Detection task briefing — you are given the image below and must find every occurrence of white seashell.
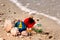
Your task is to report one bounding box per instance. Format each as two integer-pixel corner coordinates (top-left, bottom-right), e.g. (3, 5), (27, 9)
(11, 27), (19, 36)
(7, 33), (10, 36)
(0, 38), (4, 40)
(4, 19), (13, 32)
(21, 31), (27, 36)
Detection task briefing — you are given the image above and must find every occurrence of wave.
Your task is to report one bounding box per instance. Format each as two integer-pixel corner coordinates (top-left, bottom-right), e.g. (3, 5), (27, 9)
(10, 0), (60, 24)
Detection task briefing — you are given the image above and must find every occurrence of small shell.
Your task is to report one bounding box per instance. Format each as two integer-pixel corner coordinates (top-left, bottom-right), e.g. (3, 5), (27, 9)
(4, 19), (13, 32)
(21, 31), (27, 36)
(0, 38), (4, 40)
(7, 33), (10, 36)
(11, 27), (19, 36)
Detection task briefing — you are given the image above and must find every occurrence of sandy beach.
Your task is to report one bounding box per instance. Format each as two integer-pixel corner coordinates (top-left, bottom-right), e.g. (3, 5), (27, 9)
(0, 0), (60, 40)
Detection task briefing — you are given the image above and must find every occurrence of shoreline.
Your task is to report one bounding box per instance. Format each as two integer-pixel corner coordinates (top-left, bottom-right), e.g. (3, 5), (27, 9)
(10, 0), (60, 24)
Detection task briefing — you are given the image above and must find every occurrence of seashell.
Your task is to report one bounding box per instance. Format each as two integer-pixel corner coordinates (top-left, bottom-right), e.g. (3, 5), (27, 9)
(21, 31), (27, 36)
(7, 33), (10, 36)
(11, 27), (19, 36)
(4, 19), (13, 32)
(0, 37), (5, 40)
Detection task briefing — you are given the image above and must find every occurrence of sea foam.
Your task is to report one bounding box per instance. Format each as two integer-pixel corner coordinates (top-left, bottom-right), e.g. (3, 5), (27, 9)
(10, 0), (60, 24)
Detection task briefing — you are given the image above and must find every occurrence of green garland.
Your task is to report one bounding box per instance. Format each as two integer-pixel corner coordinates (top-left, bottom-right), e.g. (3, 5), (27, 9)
(32, 28), (42, 33)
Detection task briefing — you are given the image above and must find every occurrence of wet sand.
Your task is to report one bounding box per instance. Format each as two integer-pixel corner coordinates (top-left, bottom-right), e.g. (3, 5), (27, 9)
(0, 0), (60, 40)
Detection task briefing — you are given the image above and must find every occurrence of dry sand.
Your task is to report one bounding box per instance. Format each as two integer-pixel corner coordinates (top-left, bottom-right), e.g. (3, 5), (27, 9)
(0, 0), (60, 40)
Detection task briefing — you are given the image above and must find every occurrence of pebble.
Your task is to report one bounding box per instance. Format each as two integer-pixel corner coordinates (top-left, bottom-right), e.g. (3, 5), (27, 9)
(0, 13), (4, 15)
(1, 4), (5, 6)
(19, 35), (24, 38)
(37, 19), (39, 21)
(9, 10), (11, 12)
(49, 36), (53, 39)
(7, 33), (10, 36)
(44, 32), (49, 35)
(14, 12), (16, 14)
(42, 31), (50, 35)
(21, 31), (28, 36)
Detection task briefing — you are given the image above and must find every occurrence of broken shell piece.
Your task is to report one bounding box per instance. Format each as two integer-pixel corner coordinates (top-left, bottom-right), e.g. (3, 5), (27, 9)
(11, 27), (19, 36)
(4, 19), (13, 32)
(21, 31), (28, 36)
(19, 35), (24, 38)
(0, 38), (5, 40)
(7, 33), (10, 36)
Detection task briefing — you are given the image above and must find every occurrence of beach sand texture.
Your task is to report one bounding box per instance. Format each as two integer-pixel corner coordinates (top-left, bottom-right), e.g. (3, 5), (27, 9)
(0, 0), (60, 40)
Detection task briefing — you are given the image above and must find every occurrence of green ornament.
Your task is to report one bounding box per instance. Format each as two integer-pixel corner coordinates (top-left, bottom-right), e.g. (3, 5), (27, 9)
(32, 28), (42, 33)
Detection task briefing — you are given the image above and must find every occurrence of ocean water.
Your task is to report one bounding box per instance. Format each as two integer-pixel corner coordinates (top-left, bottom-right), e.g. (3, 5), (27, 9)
(17, 0), (60, 18)
(10, 0), (60, 24)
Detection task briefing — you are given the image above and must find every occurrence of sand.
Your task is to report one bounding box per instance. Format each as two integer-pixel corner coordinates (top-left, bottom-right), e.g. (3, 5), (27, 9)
(0, 0), (60, 40)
